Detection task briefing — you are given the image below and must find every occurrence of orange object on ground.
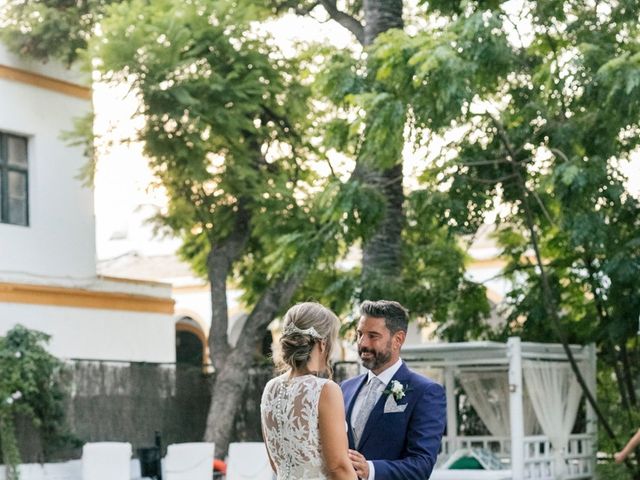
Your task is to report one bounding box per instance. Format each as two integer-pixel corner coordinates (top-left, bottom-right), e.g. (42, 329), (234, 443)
(213, 458), (227, 473)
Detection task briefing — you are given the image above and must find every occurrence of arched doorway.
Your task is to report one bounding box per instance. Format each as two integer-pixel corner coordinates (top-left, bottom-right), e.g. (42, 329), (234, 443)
(175, 316), (207, 367)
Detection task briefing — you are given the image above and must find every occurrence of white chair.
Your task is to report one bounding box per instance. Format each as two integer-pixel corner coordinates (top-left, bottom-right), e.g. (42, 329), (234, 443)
(164, 442), (215, 480)
(226, 442), (272, 480)
(82, 442), (132, 480)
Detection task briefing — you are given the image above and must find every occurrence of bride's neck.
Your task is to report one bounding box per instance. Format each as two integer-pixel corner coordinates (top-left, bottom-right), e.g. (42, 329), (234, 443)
(291, 343), (324, 377)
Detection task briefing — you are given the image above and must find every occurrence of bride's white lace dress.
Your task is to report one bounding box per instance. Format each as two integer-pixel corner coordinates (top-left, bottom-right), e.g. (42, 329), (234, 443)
(261, 373), (329, 479)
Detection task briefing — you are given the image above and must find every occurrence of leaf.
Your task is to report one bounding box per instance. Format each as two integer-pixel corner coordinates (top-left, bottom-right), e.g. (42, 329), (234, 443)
(560, 164), (580, 186)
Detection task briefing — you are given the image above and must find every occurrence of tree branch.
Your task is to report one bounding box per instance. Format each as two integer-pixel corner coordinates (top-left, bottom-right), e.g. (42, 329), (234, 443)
(293, 1), (320, 16)
(318, 0), (365, 45)
(486, 111), (623, 450)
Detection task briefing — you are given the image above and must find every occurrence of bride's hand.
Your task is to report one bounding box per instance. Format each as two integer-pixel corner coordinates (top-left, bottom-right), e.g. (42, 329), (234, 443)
(348, 449), (369, 479)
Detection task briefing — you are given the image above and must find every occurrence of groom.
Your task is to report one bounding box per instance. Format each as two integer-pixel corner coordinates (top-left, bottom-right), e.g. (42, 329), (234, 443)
(341, 300), (446, 480)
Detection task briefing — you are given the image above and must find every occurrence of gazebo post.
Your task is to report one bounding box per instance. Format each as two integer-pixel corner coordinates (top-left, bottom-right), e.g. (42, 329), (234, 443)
(508, 337), (525, 480)
(586, 343), (597, 477)
(444, 366), (457, 456)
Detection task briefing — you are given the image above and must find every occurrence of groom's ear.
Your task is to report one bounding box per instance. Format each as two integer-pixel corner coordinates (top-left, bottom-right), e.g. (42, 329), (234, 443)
(393, 330), (406, 350)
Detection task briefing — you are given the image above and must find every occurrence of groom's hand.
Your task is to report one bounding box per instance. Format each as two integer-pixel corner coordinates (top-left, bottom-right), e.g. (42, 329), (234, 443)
(348, 449), (369, 479)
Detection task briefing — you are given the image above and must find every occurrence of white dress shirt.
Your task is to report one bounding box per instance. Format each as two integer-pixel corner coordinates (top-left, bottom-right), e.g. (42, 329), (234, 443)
(350, 358), (403, 480)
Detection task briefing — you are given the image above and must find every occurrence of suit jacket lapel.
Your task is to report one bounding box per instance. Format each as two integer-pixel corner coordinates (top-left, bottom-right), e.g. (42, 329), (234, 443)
(357, 362), (411, 450)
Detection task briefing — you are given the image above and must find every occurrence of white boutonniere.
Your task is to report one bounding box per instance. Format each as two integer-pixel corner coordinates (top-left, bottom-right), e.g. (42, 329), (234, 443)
(384, 380), (410, 401)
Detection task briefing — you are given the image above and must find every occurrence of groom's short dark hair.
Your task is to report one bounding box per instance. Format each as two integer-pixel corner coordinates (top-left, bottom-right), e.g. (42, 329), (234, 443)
(360, 300), (409, 334)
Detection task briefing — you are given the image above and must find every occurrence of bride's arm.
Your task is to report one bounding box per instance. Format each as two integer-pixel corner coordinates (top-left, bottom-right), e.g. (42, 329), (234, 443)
(319, 381), (358, 480)
(261, 426), (278, 474)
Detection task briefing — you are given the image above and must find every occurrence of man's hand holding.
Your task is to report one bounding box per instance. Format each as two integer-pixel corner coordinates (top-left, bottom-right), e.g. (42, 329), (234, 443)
(348, 449), (369, 479)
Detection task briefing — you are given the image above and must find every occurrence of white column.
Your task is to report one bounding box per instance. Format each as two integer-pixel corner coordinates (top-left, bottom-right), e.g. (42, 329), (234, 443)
(508, 337), (525, 480)
(585, 343), (597, 477)
(444, 366), (458, 456)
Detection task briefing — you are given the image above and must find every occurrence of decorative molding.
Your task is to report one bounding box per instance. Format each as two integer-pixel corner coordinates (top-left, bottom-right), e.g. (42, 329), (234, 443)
(0, 64), (91, 100)
(172, 284), (210, 294)
(0, 282), (174, 314)
(98, 274), (170, 288)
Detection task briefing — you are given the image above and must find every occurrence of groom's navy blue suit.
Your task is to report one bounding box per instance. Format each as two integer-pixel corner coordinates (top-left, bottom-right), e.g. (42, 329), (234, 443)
(341, 362), (446, 480)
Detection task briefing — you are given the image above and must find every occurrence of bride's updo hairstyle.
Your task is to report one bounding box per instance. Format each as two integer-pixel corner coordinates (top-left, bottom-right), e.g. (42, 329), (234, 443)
(278, 302), (340, 377)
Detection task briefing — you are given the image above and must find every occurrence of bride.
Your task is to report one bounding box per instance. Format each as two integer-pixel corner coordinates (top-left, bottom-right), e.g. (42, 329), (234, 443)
(261, 302), (357, 480)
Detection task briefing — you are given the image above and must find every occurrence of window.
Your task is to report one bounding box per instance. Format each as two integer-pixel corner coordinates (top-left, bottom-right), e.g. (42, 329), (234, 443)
(0, 132), (29, 226)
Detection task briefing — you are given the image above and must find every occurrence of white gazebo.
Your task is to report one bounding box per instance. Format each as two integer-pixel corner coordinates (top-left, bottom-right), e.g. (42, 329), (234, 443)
(402, 337), (597, 480)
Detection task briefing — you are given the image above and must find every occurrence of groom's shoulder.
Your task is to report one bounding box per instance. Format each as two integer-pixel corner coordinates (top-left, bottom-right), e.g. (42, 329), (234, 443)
(340, 373), (365, 390)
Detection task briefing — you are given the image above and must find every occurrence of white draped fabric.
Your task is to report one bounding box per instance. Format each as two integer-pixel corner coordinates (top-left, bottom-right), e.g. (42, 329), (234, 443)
(523, 361), (584, 479)
(458, 371), (539, 436)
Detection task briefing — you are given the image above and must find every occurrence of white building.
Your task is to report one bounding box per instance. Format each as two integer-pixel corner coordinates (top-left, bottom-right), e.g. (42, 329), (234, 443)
(0, 43), (176, 363)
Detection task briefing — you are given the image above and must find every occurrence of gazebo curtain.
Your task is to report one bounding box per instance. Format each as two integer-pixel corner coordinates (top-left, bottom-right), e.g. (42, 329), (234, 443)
(523, 360), (584, 479)
(458, 371), (539, 436)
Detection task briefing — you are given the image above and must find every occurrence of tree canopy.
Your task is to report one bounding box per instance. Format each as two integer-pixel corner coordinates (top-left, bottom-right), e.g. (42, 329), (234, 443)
(2, 0), (639, 468)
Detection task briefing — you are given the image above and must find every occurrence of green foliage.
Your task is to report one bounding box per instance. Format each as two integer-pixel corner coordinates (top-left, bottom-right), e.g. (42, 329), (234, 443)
(596, 462), (633, 480)
(368, 0), (640, 456)
(0, 325), (71, 477)
(597, 363), (640, 456)
(0, 0), (116, 65)
(6, 0), (640, 457)
(362, 0), (640, 351)
(89, 0), (334, 300)
(399, 188), (491, 340)
(60, 112), (97, 187)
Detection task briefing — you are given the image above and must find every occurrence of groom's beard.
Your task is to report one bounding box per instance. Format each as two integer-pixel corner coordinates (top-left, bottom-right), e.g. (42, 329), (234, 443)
(358, 340), (392, 371)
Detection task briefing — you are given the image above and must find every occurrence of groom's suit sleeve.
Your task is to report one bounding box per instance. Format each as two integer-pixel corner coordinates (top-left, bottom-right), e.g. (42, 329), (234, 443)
(372, 379), (446, 480)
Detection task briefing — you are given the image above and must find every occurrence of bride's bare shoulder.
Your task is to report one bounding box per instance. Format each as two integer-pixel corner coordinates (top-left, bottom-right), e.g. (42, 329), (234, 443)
(319, 380), (345, 405)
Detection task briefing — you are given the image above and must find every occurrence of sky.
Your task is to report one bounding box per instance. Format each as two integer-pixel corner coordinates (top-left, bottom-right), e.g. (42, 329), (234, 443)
(93, 5), (640, 262)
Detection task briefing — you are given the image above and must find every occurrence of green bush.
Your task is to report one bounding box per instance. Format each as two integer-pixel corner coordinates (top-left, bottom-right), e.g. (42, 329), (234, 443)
(0, 325), (70, 480)
(596, 461), (633, 480)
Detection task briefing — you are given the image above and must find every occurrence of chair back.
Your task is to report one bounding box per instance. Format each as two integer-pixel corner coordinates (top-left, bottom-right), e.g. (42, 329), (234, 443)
(164, 442), (215, 480)
(82, 442), (132, 480)
(226, 442), (272, 480)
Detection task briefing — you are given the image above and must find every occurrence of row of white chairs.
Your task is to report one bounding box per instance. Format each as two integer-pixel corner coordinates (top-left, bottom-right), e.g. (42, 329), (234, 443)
(82, 441), (272, 480)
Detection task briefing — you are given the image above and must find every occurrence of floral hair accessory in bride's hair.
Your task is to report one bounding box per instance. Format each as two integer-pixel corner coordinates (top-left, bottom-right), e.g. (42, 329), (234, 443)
(283, 322), (324, 340)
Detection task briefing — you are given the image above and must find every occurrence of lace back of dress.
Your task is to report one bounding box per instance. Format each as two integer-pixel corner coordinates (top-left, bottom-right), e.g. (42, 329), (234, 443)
(261, 374), (329, 480)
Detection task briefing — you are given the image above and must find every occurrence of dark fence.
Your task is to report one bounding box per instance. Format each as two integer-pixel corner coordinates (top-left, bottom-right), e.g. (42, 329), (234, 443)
(14, 360), (275, 463)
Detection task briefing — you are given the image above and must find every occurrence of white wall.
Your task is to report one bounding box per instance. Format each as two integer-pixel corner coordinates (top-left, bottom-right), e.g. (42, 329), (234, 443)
(0, 302), (176, 363)
(0, 44), (96, 281)
(174, 288), (247, 338)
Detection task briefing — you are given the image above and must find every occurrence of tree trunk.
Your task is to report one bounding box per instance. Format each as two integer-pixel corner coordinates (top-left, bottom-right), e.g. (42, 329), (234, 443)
(361, 163), (404, 297)
(203, 272), (304, 456)
(207, 206), (250, 371)
(362, 0), (403, 46)
(316, 1), (406, 297)
(203, 344), (254, 453)
(360, 0), (405, 296)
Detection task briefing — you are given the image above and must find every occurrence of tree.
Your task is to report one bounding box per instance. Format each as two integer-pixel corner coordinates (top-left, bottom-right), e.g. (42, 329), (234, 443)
(91, 0), (356, 453)
(0, 0), (493, 455)
(3, 0), (323, 454)
(256, 1), (493, 332)
(259, 1), (407, 299)
(356, 0), (639, 472)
